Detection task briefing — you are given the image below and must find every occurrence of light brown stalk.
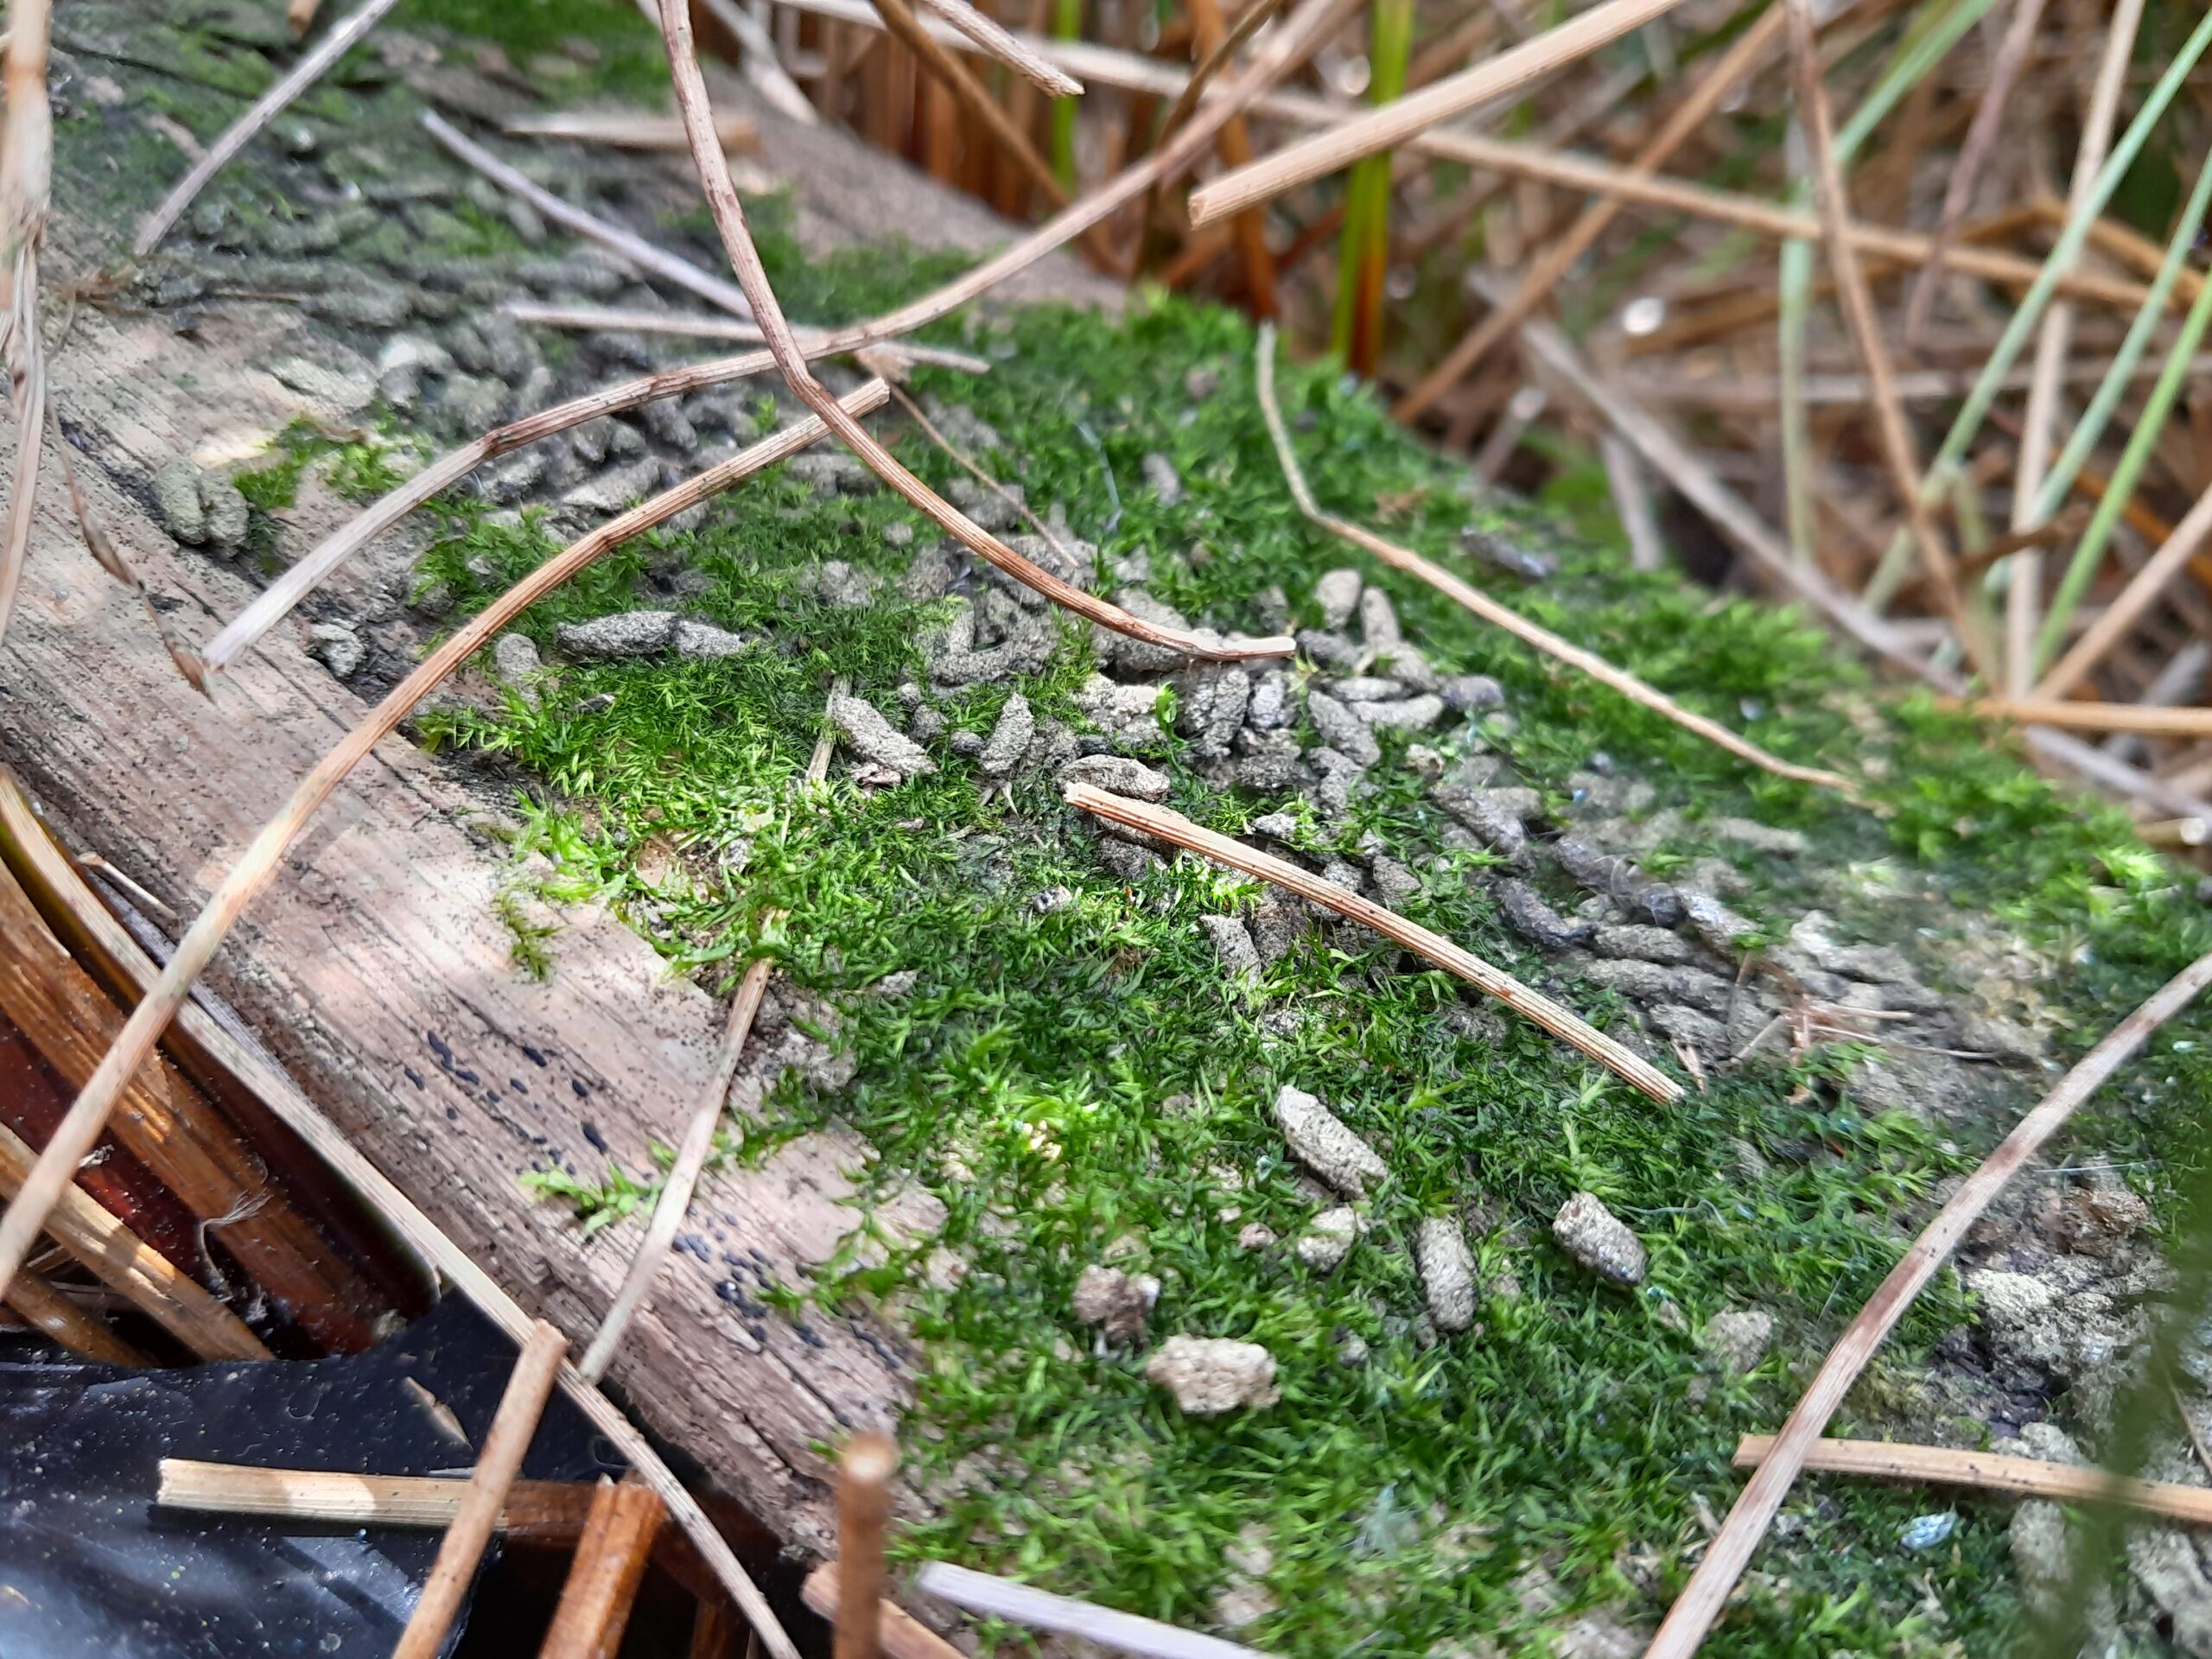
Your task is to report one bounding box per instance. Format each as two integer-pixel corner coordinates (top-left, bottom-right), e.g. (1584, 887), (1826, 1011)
(835, 1433), (899, 1659)
(1901, 0), (2048, 345)
(1785, 0), (1981, 677)
(199, 0), (1346, 675)
(0, 1117), (270, 1361)
(1256, 327), (1856, 794)
(42, 869), (791, 1659)
(1393, 2), (1788, 423)
(1187, 0), (1697, 226)
(134, 0), (401, 255)
(503, 110), (760, 153)
(1734, 1433), (2212, 1525)
(804, 1566), (965, 1659)
(8, 1266), (149, 1363)
(576, 954), (773, 1382)
(157, 1459), (607, 1542)
(1154, 0), (1294, 146)
(1185, 0), (1276, 315)
(1647, 947), (2212, 1659)
(917, 0), (1083, 94)
(393, 1320), (569, 1659)
(2039, 480), (2212, 700)
(888, 384), (1070, 550)
(0, 0), (53, 649)
(1065, 785), (1682, 1103)
(288, 0), (324, 37)
(655, 0), (1292, 667)
(2007, 0), (2146, 693)
(1959, 697), (2212, 738)
(422, 112), (757, 319)
(0, 386), (886, 1319)
(872, 0), (1068, 213)
(537, 1476), (665, 1659)
(695, 0), (823, 126)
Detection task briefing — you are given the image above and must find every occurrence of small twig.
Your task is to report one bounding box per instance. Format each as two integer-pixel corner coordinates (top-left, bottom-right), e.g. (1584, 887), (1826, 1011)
(807, 677), (849, 785)
(1900, 0), (2048, 346)
(577, 952), (774, 1382)
(656, 0), (1291, 666)
(1647, 949), (2212, 1659)
(1065, 785), (1682, 1103)
(916, 0), (1082, 95)
(423, 111), (756, 320)
(2177, 1386), (2212, 1486)
(914, 1562), (1279, 1659)
(889, 384), (1073, 555)
(393, 1320), (569, 1659)
(1599, 434), (1663, 573)
(537, 1475), (665, 1659)
(1735, 1432), (2212, 1525)
(836, 1433), (899, 1659)
(158, 1458), (608, 1539)
(6, 1265), (149, 1364)
(1393, 1), (1786, 423)
(1256, 327), (1856, 795)
(501, 301), (989, 374)
(504, 109), (760, 153)
(1154, 0), (1292, 146)
(1955, 698), (2212, 740)
(0, 386), (887, 1321)
(1190, 0), (1698, 226)
(134, 0), (401, 255)
(1785, 0), (1982, 677)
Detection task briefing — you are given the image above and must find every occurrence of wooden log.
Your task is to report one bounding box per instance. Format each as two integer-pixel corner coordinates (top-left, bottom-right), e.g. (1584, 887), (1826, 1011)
(0, 1116), (267, 1359)
(537, 1475), (667, 1659)
(0, 848), (381, 1348)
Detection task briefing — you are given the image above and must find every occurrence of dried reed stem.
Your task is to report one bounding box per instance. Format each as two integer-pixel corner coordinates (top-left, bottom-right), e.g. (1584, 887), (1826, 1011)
(503, 109), (760, 152)
(392, 1320), (569, 1659)
(1734, 1433), (2212, 1526)
(0, 0), (53, 649)
(1785, 0), (1980, 675)
(576, 954), (773, 1382)
(423, 111), (757, 319)
(1189, 0), (1698, 226)
(134, 0), (401, 255)
(1647, 948), (2212, 1659)
(1065, 785), (1682, 1103)
(1393, 3), (1786, 423)
(0, 387), (885, 1318)
(835, 1433), (899, 1659)
(1961, 698), (2212, 739)
(913, 1561), (1277, 1659)
(500, 302), (988, 374)
(2038, 481), (2212, 700)
(696, 0), (823, 125)
(655, 0), (1293, 665)
(2005, 0), (2145, 693)
(7, 1266), (149, 1364)
(1256, 327), (1855, 794)
(917, 0), (1082, 95)
(537, 1475), (664, 1659)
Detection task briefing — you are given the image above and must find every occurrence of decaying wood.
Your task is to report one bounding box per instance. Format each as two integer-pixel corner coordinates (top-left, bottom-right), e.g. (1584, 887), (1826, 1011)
(537, 1475), (667, 1659)
(1065, 785), (1683, 1103)
(657, 0), (1294, 667)
(836, 1432), (899, 1659)
(1647, 947), (2212, 1659)
(133, 0), (403, 255)
(0, 849), (381, 1349)
(1733, 1433), (2212, 1527)
(0, 385), (887, 1318)
(803, 1566), (966, 1659)
(577, 954), (773, 1382)
(7, 1263), (149, 1363)
(394, 1320), (569, 1659)
(1256, 327), (1857, 795)
(913, 1561), (1274, 1659)
(0, 1116), (269, 1360)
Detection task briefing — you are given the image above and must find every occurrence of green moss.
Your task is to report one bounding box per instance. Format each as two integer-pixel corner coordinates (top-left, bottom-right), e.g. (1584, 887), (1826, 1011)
(408, 273), (2209, 1658)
